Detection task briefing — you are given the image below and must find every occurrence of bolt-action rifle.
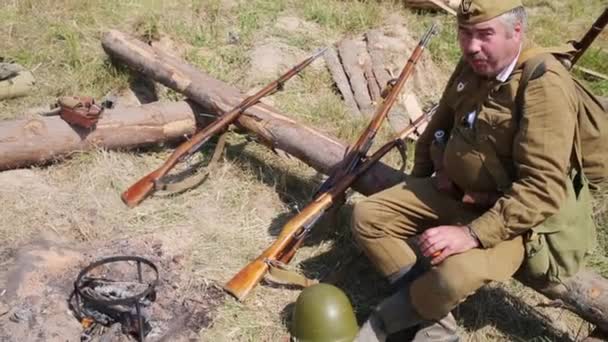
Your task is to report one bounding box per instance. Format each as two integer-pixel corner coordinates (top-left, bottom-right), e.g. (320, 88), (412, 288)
(313, 23), (438, 197)
(120, 48), (326, 208)
(223, 24), (438, 301)
(570, 7), (608, 66)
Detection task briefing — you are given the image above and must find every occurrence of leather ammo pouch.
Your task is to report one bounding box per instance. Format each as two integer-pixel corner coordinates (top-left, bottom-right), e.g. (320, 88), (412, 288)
(57, 96), (104, 128)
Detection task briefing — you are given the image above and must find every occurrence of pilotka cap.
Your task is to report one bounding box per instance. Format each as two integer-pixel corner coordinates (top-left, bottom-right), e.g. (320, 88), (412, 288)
(457, 0), (524, 24)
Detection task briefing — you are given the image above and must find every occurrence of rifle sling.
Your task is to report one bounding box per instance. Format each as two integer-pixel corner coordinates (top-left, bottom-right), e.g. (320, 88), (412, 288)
(156, 130), (228, 194)
(264, 260), (319, 288)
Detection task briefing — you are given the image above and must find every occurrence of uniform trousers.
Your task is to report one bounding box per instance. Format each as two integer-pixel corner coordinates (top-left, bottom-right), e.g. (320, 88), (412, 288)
(352, 176), (525, 320)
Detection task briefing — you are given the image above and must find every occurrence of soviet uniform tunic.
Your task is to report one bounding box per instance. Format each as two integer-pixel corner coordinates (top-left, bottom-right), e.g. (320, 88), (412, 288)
(351, 44), (595, 320)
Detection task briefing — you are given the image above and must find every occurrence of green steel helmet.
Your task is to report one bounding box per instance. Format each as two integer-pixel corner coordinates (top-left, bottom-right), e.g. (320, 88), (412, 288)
(291, 283), (358, 342)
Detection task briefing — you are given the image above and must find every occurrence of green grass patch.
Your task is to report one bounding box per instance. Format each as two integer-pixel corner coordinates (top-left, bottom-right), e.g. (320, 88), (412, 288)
(574, 48), (608, 96)
(236, 0), (288, 41)
(300, 0), (384, 33)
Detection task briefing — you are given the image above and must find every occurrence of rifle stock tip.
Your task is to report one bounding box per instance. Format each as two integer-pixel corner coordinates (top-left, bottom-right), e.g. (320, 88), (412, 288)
(120, 191), (140, 208)
(223, 284), (249, 302)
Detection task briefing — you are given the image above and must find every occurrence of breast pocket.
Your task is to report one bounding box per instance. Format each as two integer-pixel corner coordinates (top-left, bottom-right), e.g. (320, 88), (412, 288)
(476, 105), (517, 158)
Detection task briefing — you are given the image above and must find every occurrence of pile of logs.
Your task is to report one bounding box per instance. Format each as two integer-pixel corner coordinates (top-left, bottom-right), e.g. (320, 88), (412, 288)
(324, 26), (440, 137)
(404, 0), (460, 15)
(0, 28), (606, 338)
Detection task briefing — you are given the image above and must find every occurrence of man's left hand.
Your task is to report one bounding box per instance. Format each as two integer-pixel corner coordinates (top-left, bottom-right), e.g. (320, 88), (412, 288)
(418, 225), (480, 265)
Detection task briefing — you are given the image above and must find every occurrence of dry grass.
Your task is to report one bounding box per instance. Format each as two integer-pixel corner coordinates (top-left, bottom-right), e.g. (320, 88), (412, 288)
(1, 0), (607, 341)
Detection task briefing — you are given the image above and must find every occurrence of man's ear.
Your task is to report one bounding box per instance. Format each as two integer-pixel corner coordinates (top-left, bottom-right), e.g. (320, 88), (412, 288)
(513, 22), (523, 40)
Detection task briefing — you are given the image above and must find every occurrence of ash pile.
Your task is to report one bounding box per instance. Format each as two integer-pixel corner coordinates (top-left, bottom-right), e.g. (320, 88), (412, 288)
(0, 237), (225, 342)
(70, 256), (159, 342)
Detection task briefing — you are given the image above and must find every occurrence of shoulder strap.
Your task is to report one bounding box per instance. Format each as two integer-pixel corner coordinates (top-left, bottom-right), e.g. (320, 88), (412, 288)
(516, 54), (548, 114)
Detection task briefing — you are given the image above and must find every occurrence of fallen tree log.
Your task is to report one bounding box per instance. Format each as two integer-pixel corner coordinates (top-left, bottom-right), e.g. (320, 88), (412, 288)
(0, 101), (197, 171)
(101, 29), (608, 333)
(101, 29), (404, 196)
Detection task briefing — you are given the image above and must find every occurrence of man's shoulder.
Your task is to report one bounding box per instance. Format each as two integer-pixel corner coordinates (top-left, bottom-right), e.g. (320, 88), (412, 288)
(507, 51), (576, 99)
(516, 44), (577, 81)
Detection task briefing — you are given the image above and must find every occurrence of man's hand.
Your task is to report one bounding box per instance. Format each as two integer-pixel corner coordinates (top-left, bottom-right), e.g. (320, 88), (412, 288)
(418, 225), (480, 265)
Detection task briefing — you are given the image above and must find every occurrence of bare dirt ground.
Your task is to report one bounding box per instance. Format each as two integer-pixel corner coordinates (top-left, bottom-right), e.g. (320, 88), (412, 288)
(1, 0), (606, 341)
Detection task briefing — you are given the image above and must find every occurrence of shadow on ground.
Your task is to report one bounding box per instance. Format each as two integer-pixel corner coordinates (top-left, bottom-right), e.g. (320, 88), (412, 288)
(455, 285), (576, 342)
(223, 139), (355, 248)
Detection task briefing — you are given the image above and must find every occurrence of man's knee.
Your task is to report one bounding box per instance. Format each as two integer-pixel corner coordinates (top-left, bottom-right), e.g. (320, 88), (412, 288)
(351, 198), (380, 240)
(410, 253), (486, 320)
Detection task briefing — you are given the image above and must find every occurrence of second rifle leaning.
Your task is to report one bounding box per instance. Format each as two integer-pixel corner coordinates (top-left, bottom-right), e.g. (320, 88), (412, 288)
(223, 23), (438, 301)
(120, 47), (327, 208)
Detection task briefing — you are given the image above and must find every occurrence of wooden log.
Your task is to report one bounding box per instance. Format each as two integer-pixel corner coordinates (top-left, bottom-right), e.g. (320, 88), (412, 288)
(0, 101), (198, 171)
(574, 66), (608, 81)
(101, 29), (404, 196)
(363, 56), (381, 104)
(404, 0), (458, 15)
(366, 29), (393, 91)
(533, 270), (608, 332)
(601, 96), (608, 110)
(337, 38), (374, 116)
(366, 29), (425, 137)
(323, 46), (362, 118)
(100, 30), (608, 332)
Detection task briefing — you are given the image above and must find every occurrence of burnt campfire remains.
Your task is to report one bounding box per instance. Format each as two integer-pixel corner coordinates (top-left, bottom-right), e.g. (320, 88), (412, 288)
(70, 256), (159, 342)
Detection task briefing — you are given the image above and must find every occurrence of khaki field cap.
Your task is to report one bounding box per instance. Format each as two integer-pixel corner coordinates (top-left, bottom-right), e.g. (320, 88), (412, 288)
(457, 0), (524, 24)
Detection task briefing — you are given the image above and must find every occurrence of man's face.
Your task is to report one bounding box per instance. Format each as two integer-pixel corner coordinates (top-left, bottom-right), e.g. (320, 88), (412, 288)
(458, 16), (522, 77)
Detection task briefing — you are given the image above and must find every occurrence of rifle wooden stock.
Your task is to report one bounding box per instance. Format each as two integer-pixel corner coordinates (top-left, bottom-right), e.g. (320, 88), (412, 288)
(316, 23), (437, 194)
(223, 193), (334, 300)
(224, 106), (436, 300)
(571, 7), (608, 65)
(121, 48), (326, 208)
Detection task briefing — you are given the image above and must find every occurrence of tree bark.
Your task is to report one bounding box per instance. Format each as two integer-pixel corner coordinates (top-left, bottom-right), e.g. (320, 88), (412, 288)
(100, 29), (608, 332)
(101, 29), (404, 196)
(0, 101), (197, 171)
(555, 271), (608, 332)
